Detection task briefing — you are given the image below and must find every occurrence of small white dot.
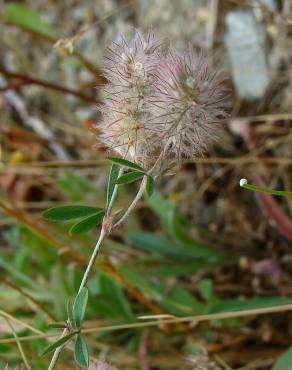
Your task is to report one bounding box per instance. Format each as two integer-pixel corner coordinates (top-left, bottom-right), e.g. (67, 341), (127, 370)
(240, 178), (248, 187)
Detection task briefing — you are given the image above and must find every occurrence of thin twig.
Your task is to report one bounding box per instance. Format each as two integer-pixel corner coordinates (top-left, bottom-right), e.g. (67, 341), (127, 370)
(2, 22), (100, 76)
(3, 317), (31, 370)
(78, 229), (106, 293)
(2, 302), (292, 345)
(47, 327), (69, 370)
(139, 331), (149, 370)
(0, 309), (43, 335)
(3, 156), (292, 170)
(0, 67), (98, 103)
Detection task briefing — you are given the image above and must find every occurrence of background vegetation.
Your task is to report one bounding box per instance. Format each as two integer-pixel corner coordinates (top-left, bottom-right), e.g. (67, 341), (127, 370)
(0, 0), (292, 369)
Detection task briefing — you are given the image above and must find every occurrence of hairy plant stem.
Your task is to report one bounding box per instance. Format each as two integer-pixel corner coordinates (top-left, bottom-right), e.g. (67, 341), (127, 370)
(48, 156), (164, 368)
(46, 336), (61, 369)
(78, 228), (106, 294)
(48, 230), (107, 369)
(48, 168), (124, 369)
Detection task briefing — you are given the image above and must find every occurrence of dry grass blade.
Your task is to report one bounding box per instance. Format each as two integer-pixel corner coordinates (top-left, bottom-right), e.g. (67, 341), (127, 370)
(2, 303), (292, 345)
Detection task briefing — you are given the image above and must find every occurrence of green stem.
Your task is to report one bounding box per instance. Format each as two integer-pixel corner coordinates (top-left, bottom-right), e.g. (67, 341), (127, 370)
(48, 233), (107, 370)
(48, 168), (123, 369)
(240, 179), (292, 197)
(48, 156), (164, 368)
(78, 228), (106, 293)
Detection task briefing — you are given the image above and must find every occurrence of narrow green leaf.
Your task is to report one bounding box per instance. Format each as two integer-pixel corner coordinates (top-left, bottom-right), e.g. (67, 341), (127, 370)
(69, 211), (104, 235)
(127, 232), (220, 260)
(272, 347), (292, 370)
(149, 261), (221, 278)
(43, 205), (103, 221)
(240, 179), (292, 197)
(161, 285), (204, 315)
(116, 171), (144, 185)
(3, 3), (59, 40)
(106, 163), (120, 208)
(40, 331), (76, 356)
(146, 176), (154, 197)
(198, 279), (217, 303)
(207, 296), (292, 314)
(107, 157), (145, 172)
(74, 335), (89, 367)
(73, 288), (88, 328)
(117, 266), (203, 315)
(99, 274), (133, 320)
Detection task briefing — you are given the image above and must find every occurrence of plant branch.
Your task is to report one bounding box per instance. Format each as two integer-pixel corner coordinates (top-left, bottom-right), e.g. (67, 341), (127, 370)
(3, 302), (292, 345)
(48, 228), (107, 369)
(48, 168), (123, 369)
(47, 327), (69, 370)
(1, 21), (101, 76)
(3, 317), (31, 370)
(113, 147), (168, 229)
(0, 309), (43, 335)
(78, 228), (106, 293)
(48, 149), (173, 368)
(0, 66), (98, 103)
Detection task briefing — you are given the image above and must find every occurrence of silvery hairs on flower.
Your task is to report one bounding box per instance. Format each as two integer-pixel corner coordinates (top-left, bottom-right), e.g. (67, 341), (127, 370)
(147, 47), (230, 160)
(96, 30), (165, 169)
(97, 30), (229, 168)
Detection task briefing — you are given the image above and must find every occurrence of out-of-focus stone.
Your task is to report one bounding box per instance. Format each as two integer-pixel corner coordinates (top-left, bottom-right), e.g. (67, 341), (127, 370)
(224, 10), (270, 99)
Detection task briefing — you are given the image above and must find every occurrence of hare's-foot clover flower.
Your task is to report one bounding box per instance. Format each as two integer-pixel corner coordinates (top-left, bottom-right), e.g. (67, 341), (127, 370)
(148, 48), (230, 159)
(47, 30), (230, 370)
(97, 31), (229, 168)
(97, 30), (164, 169)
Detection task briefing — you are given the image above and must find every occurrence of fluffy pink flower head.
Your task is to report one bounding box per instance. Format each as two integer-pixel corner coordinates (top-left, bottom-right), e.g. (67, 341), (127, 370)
(148, 48), (229, 159)
(96, 30), (164, 168)
(97, 31), (229, 168)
